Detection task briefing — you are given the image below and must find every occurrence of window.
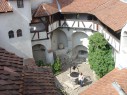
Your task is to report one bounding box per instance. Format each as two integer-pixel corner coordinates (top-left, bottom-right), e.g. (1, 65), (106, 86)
(17, 0), (24, 8)
(17, 29), (22, 37)
(8, 30), (14, 38)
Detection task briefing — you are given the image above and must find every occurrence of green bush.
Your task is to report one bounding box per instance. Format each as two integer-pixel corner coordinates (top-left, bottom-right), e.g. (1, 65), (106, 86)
(88, 32), (115, 78)
(36, 60), (51, 67)
(36, 60), (44, 67)
(52, 57), (61, 74)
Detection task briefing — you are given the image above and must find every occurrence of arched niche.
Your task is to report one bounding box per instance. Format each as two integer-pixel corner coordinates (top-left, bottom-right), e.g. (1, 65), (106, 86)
(72, 32), (88, 48)
(51, 29), (68, 50)
(72, 45), (88, 59)
(32, 44), (46, 63)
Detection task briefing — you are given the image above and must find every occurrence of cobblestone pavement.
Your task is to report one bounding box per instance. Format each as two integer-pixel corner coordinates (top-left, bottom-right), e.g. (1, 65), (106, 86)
(55, 60), (97, 95)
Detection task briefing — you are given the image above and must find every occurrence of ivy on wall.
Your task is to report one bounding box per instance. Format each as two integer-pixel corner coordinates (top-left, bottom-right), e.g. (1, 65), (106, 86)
(88, 32), (115, 78)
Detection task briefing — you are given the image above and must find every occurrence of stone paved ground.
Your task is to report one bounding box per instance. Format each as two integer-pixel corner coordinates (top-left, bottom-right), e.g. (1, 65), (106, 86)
(55, 60), (97, 95)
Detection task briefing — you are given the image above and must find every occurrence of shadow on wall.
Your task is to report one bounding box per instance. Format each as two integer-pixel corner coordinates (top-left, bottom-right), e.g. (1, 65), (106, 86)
(72, 45), (88, 59)
(32, 44), (46, 63)
(51, 29), (68, 51)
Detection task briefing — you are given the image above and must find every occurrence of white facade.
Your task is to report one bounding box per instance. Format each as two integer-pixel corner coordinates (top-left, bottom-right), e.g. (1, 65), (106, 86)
(116, 23), (127, 68)
(32, 39), (54, 63)
(50, 19), (120, 63)
(0, 1), (33, 58)
(0, 0), (126, 66)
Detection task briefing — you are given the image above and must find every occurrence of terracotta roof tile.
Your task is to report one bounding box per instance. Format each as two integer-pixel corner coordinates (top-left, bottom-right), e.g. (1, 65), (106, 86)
(80, 68), (127, 95)
(0, 47), (60, 95)
(23, 66), (61, 95)
(0, 0), (13, 13)
(35, 0), (127, 31)
(34, 0), (59, 17)
(0, 48), (23, 95)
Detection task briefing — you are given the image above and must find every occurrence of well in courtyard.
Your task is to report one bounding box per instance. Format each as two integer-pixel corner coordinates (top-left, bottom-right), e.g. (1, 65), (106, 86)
(55, 59), (96, 95)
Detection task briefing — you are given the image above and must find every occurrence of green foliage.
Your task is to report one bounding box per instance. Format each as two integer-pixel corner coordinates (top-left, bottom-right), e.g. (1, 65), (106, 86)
(36, 60), (51, 67)
(88, 32), (115, 78)
(52, 57), (61, 74)
(37, 60), (44, 67)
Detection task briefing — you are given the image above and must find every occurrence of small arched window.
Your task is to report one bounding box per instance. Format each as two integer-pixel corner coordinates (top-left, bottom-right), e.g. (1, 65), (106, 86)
(8, 30), (14, 38)
(17, 29), (22, 37)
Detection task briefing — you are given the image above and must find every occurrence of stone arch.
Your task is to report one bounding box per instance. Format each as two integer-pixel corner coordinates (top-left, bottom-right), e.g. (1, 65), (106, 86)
(72, 45), (88, 59)
(72, 32), (88, 48)
(32, 44), (46, 63)
(51, 29), (68, 50)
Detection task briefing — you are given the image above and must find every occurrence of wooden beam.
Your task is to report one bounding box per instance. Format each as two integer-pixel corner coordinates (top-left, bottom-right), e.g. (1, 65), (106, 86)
(30, 29), (46, 33)
(32, 38), (49, 42)
(78, 21), (79, 27)
(114, 40), (116, 48)
(72, 21), (75, 27)
(32, 32), (36, 40)
(97, 24), (99, 31)
(38, 32), (40, 39)
(82, 21), (85, 28)
(89, 24), (92, 29)
(59, 19), (61, 26)
(45, 16), (49, 32)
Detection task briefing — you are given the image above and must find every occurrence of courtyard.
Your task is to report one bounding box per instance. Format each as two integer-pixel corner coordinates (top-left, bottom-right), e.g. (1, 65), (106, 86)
(55, 58), (97, 95)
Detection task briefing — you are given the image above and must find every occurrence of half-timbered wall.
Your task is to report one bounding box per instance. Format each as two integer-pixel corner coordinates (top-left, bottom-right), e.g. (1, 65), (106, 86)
(48, 13), (120, 65)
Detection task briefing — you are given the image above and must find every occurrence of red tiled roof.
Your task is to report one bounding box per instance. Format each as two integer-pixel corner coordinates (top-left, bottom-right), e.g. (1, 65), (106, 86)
(34, 5), (49, 17)
(34, 0), (127, 31)
(23, 66), (60, 95)
(0, 0), (13, 13)
(80, 68), (127, 95)
(0, 47), (23, 95)
(34, 0), (59, 17)
(0, 48), (60, 95)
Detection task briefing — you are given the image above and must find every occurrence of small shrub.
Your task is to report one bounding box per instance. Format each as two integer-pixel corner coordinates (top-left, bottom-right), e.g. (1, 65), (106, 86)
(36, 60), (44, 67)
(52, 57), (61, 74)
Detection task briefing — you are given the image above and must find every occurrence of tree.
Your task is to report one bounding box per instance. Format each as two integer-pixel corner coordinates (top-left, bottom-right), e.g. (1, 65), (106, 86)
(88, 32), (115, 78)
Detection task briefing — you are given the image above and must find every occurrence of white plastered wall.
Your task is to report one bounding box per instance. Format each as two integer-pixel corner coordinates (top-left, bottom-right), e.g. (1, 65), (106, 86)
(0, 1), (33, 58)
(116, 23), (127, 68)
(32, 39), (54, 63)
(51, 27), (93, 56)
